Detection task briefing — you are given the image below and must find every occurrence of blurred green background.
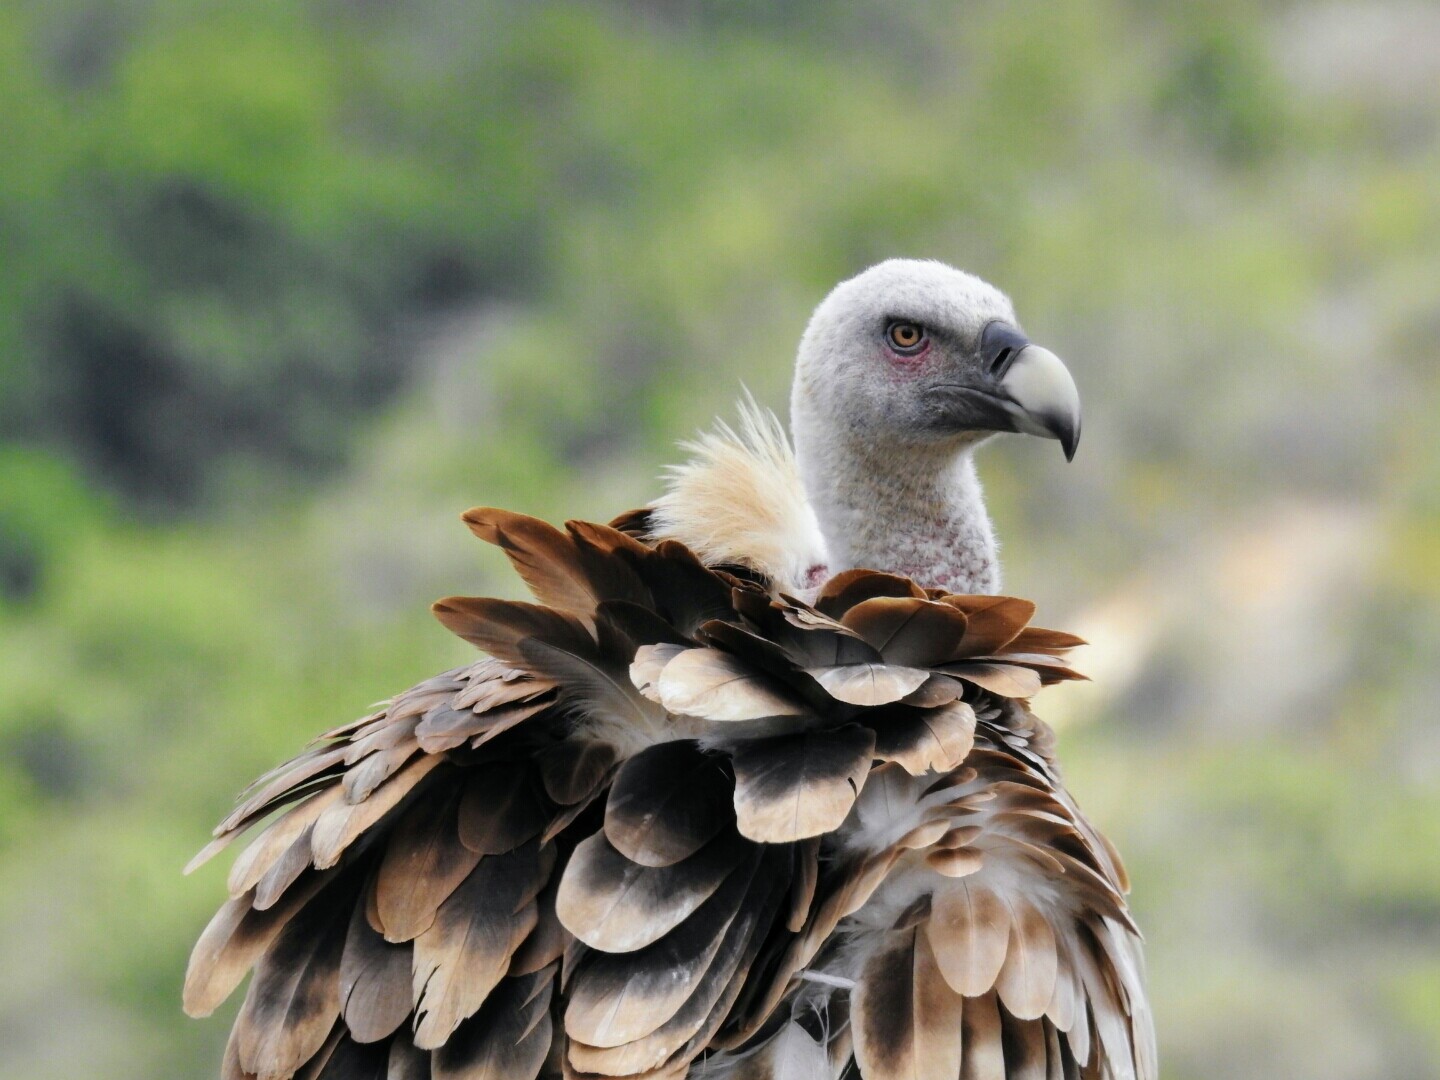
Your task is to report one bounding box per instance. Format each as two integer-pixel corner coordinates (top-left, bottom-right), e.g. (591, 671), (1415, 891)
(1, 1), (1438, 1076)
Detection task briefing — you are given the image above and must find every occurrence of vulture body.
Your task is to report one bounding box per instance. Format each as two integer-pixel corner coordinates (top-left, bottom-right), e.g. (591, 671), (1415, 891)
(187, 260), (1156, 1080)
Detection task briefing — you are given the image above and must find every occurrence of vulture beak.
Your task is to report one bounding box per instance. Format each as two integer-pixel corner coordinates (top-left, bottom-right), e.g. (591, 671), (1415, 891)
(924, 322), (1083, 460)
(978, 322), (1082, 461)
(995, 342), (1082, 461)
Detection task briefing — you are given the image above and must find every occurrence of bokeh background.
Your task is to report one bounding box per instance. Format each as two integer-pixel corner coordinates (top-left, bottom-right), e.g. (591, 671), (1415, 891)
(1, 1), (1438, 1076)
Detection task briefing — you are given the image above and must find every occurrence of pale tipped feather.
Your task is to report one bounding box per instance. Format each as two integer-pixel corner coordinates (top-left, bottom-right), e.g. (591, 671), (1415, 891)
(648, 398), (829, 593)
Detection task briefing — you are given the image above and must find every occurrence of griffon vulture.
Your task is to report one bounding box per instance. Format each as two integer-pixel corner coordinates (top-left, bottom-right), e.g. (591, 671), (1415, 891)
(186, 259), (1156, 1080)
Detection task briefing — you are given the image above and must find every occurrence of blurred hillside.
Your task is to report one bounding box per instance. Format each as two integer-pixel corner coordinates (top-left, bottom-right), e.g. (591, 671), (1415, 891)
(1, 1), (1438, 1077)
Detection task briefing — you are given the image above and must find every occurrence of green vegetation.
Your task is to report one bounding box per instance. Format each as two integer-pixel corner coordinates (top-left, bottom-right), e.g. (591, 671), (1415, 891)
(1, 1), (1437, 1076)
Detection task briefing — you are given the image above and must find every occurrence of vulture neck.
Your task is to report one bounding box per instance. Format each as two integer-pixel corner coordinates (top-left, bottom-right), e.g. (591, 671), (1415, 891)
(795, 430), (1000, 595)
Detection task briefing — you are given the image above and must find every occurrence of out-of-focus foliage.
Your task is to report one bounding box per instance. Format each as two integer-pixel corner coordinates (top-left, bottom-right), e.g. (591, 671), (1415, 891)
(0, 1), (1437, 1077)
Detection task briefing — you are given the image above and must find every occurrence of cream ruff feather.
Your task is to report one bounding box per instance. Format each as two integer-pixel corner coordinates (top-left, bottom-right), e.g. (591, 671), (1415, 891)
(647, 398), (830, 595)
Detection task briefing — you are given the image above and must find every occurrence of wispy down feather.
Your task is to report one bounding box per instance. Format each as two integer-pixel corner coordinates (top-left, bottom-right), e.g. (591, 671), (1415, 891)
(648, 396), (829, 594)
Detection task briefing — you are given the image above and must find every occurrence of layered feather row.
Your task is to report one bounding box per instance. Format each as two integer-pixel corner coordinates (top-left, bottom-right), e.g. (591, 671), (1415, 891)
(186, 508), (1153, 1080)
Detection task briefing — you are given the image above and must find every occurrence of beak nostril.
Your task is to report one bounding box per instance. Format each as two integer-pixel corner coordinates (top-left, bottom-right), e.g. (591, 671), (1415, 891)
(990, 347), (1013, 375)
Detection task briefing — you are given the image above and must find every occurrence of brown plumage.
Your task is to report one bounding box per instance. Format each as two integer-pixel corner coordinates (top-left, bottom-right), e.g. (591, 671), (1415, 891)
(188, 261), (1154, 1079)
(187, 508), (1149, 1079)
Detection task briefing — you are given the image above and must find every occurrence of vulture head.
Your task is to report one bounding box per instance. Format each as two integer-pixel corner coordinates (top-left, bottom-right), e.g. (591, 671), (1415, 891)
(788, 259), (1083, 590)
(649, 259), (1082, 593)
(791, 258), (1081, 460)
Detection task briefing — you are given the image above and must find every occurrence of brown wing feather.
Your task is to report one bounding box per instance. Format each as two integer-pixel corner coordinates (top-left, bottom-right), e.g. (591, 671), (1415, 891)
(852, 924), (964, 1080)
(375, 785), (484, 941)
(431, 597), (594, 669)
(456, 761), (551, 855)
(958, 991), (1005, 1080)
(462, 509), (604, 618)
(233, 874), (352, 1078)
(730, 726), (875, 843)
(386, 1039), (432, 1080)
(938, 595), (1036, 656)
(431, 966), (556, 1080)
(411, 842), (550, 1049)
(995, 895), (1059, 1022)
(839, 597), (970, 667)
(567, 849), (789, 1076)
(556, 830), (744, 952)
(311, 754), (446, 870)
(339, 901), (413, 1044)
(603, 741), (733, 867)
(564, 847), (765, 1050)
(185, 871), (334, 1018)
(927, 882), (1010, 997)
(462, 508), (652, 623)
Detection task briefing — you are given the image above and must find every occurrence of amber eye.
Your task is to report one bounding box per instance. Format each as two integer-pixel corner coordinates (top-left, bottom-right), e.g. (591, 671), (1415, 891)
(885, 321), (926, 354)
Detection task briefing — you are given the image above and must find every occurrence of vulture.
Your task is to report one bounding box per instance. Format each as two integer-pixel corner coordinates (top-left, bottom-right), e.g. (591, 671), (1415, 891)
(186, 259), (1156, 1080)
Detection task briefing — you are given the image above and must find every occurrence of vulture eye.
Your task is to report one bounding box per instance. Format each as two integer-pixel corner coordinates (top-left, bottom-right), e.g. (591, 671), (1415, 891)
(885, 321), (927, 354)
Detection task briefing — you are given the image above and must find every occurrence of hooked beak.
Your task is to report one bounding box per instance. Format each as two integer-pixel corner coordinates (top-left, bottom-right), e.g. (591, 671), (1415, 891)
(923, 322), (1082, 460)
(996, 342), (1082, 461)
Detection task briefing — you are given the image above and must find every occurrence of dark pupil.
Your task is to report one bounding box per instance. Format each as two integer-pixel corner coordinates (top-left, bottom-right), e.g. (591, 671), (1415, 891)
(894, 325), (918, 346)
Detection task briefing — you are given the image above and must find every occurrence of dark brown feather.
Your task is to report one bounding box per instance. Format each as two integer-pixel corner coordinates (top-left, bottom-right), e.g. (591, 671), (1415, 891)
(852, 924), (964, 1080)
(567, 848), (787, 1075)
(234, 875), (352, 1079)
(539, 739), (618, 806)
(603, 741), (733, 867)
(731, 726), (875, 843)
(936, 661), (1043, 699)
(1000, 1012), (1049, 1080)
(374, 785), (484, 942)
(814, 570), (927, 619)
(412, 842), (550, 1049)
(939, 595), (1035, 656)
(185, 871), (334, 1018)
(871, 700), (976, 777)
(461, 508), (647, 619)
(959, 991), (1005, 1080)
(309, 1032), (391, 1079)
(456, 761), (550, 855)
(340, 900), (415, 1044)
(311, 754), (446, 870)
(839, 597), (969, 667)
(564, 846), (764, 1050)
(1005, 626), (1086, 655)
(461, 509), (590, 604)
(509, 869), (568, 976)
(785, 837), (821, 934)
(431, 597), (594, 669)
(387, 1039), (432, 1080)
(625, 539), (737, 638)
(556, 830), (745, 952)
(432, 966), (556, 1080)
(594, 598), (691, 650)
